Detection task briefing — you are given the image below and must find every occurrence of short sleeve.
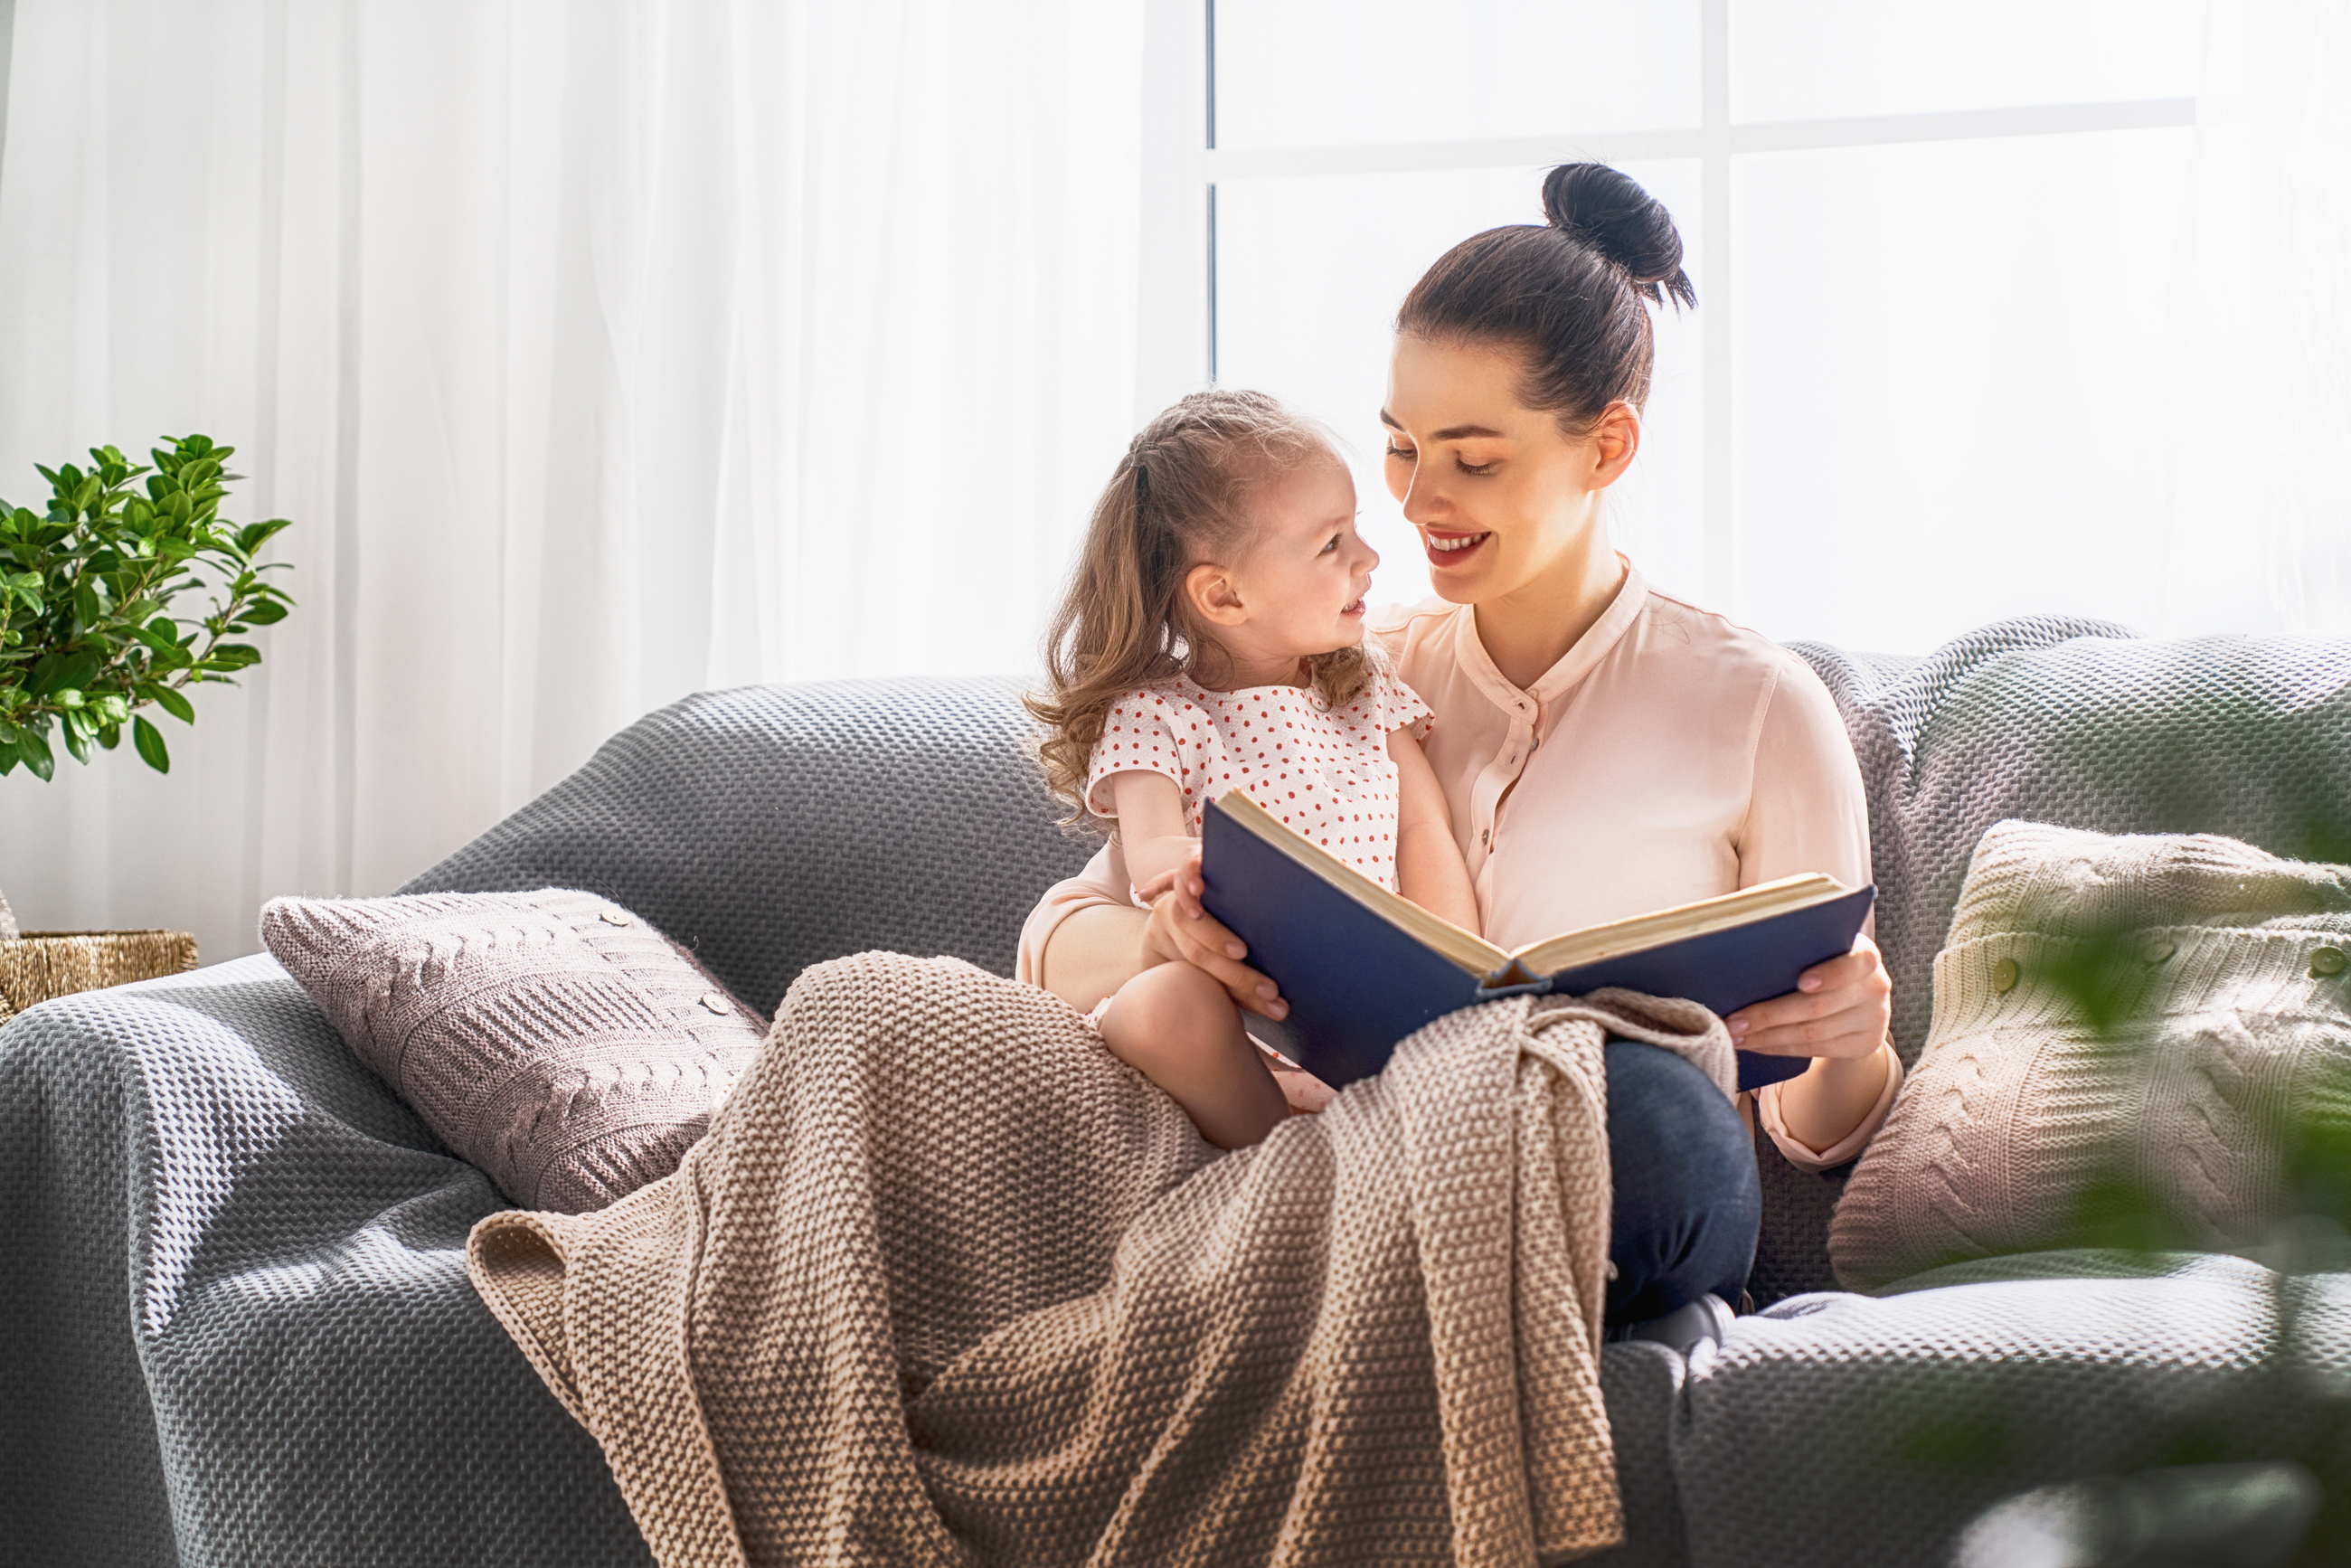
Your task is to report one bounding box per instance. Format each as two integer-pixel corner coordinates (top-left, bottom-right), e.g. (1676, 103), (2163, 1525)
(1373, 667), (1434, 742)
(1738, 654), (1872, 893)
(1081, 690), (1193, 818)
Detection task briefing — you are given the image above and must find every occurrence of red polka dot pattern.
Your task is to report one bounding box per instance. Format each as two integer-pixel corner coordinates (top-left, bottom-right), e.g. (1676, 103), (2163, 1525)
(1084, 671), (1436, 893)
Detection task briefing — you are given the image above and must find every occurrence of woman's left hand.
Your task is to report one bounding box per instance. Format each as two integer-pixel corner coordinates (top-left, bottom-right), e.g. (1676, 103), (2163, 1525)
(1723, 933), (1892, 1060)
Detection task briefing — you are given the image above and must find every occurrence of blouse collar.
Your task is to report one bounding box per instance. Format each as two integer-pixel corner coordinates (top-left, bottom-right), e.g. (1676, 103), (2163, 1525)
(1453, 556), (1649, 713)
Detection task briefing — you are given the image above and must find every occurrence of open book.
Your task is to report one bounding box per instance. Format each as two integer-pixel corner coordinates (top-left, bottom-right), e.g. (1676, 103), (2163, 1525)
(1199, 789), (1876, 1092)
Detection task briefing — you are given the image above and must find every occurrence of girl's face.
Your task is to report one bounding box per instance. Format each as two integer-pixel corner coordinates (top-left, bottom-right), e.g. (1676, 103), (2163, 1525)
(1380, 333), (1637, 606)
(1187, 457), (1379, 685)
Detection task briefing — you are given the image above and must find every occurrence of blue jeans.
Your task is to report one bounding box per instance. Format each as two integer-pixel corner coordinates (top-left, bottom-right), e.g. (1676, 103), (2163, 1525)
(1603, 1038), (1761, 1327)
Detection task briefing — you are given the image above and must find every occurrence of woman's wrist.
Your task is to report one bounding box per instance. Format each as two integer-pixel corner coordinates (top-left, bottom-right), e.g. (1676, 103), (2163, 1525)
(1774, 1042), (1894, 1156)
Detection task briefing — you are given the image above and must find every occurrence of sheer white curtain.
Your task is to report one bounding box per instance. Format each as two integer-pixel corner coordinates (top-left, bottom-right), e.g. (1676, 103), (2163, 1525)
(0, 0), (1142, 963)
(2158, 0), (2351, 635)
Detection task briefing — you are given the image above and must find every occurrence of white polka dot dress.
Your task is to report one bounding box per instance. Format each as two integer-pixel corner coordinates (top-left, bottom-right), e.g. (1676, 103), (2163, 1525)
(1083, 668), (1435, 893)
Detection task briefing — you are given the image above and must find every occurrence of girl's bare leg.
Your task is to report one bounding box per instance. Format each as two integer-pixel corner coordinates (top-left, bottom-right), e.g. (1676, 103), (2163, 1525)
(1096, 961), (1290, 1149)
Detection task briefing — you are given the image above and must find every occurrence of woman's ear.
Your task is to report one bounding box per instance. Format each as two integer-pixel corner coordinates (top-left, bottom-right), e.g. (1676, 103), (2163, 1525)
(1588, 401), (1643, 490)
(1185, 562), (1249, 628)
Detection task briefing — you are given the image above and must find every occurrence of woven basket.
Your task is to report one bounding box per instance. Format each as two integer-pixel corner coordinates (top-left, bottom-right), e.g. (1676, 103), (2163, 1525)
(0, 930), (199, 1024)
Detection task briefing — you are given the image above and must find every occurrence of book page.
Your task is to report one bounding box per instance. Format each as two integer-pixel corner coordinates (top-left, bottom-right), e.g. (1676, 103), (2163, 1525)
(1508, 874), (1855, 977)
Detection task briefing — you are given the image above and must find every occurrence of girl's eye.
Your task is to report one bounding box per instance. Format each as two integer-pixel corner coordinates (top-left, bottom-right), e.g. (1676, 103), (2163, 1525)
(1383, 443), (1414, 460)
(1457, 458), (1496, 477)
(1321, 536), (1340, 553)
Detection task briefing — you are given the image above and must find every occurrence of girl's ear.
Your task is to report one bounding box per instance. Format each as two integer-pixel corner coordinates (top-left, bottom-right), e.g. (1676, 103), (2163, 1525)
(1185, 562), (1249, 628)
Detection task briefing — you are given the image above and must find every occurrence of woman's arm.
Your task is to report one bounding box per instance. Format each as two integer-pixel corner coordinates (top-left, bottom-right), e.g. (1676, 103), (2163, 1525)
(1723, 656), (1897, 1159)
(1390, 731), (1479, 932)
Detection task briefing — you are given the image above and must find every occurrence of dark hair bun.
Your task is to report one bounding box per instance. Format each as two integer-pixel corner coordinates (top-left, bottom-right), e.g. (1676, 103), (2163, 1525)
(1540, 164), (1696, 309)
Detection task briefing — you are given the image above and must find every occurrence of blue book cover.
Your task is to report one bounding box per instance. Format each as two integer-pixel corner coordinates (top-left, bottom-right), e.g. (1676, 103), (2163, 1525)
(1198, 790), (1876, 1093)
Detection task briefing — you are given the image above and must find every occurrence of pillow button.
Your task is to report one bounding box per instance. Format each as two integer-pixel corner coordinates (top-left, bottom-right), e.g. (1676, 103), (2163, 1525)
(1992, 958), (2020, 994)
(2141, 938), (2176, 965)
(700, 992), (732, 1015)
(2312, 947), (2347, 979)
(600, 909), (632, 926)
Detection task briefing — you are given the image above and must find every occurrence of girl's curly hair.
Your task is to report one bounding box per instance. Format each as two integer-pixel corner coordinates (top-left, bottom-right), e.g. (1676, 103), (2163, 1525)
(1026, 389), (1379, 834)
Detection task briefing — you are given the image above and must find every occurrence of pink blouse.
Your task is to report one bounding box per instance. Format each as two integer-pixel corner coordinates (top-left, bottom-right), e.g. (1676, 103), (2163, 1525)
(1018, 562), (1901, 1170)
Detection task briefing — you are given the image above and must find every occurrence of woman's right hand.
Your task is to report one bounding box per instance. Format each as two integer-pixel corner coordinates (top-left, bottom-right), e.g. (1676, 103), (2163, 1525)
(1136, 845), (1289, 1021)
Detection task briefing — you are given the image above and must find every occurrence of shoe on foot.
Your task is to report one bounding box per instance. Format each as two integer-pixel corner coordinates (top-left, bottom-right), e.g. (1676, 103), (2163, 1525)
(1621, 1292), (1736, 1357)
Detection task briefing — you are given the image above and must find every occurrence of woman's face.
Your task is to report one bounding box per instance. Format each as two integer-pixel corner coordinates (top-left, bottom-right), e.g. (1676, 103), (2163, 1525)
(1380, 333), (1635, 606)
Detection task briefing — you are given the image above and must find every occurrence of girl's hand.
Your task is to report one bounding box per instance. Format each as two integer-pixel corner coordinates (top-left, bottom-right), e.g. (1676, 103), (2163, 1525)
(1723, 932), (1892, 1060)
(1137, 845), (1290, 1021)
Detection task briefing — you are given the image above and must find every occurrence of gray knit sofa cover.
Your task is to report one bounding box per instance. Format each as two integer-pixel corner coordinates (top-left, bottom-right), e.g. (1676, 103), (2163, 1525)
(6, 619), (2350, 1568)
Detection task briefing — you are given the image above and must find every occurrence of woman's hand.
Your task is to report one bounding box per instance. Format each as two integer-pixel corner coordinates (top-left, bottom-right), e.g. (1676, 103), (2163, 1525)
(1136, 844), (1290, 1021)
(1723, 932), (1892, 1061)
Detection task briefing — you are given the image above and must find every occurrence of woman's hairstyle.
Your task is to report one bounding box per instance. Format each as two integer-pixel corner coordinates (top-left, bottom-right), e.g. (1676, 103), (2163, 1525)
(1397, 163), (1695, 432)
(1027, 389), (1378, 833)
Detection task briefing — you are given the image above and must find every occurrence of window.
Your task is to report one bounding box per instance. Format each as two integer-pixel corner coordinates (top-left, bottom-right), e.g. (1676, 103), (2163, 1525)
(1144, 1), (2207, 651)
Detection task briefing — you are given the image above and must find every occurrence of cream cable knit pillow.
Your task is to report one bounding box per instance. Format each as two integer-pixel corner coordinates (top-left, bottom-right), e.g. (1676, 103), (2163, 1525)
(263, 889), (767, 1214)
(1830, 820), (2351, 1291)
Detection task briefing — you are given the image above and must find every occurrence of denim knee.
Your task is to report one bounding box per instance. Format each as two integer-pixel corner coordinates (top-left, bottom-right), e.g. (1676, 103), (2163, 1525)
(1603, 1038), (1761, 1326)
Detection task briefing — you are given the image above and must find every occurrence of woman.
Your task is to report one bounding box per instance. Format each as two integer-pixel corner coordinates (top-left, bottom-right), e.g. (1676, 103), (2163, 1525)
(1018, 164), (1897, 1338)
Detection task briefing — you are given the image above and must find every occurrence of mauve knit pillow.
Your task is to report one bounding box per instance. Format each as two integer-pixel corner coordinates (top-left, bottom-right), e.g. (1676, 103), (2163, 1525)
(261, 888), (768, 1214)
(1830, 820), (2351, 1290)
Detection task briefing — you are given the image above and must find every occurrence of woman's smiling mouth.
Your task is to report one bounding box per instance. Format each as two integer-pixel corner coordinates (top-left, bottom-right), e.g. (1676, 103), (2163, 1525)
(1423, 529), (1492, 566)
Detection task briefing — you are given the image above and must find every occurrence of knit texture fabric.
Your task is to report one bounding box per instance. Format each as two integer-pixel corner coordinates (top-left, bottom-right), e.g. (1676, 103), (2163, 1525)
(262, 890), (769, 1214)
(1830, 821), (2351, 1289)
(400, 679), (1101, 1015)
(466, 955), (1728, 1567)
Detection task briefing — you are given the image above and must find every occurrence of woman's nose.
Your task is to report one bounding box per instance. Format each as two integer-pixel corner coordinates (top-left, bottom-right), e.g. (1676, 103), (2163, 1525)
(1398, 466), (1444, 526)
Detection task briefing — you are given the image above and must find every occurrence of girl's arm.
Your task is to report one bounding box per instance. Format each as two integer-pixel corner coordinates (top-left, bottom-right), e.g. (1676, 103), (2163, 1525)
(1105, 770), (1200, 902)
(1390, 731), (1480, 933)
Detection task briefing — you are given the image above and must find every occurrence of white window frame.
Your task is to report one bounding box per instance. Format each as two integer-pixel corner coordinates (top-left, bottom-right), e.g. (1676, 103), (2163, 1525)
(1138, 0), (2196, 610)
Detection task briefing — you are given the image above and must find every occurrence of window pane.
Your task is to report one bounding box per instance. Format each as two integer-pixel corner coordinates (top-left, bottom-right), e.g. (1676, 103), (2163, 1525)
(1731, 128), (2194, 651)
(1214, 1), (1701, 151)
(1213, 160), (1705, 609)
(1732, 0), (2205, 124)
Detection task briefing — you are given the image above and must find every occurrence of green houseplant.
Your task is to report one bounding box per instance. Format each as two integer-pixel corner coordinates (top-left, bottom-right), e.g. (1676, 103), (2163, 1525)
(0, 434), (293, 959)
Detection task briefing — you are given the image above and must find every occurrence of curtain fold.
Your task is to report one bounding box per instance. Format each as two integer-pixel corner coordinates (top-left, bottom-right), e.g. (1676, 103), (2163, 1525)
(2157, 0), (2351, 635)
(0, 0), (1142, 961)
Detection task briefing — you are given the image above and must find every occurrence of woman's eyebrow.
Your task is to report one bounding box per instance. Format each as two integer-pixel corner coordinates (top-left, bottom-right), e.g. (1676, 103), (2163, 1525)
(1377, 408), (1504, 441)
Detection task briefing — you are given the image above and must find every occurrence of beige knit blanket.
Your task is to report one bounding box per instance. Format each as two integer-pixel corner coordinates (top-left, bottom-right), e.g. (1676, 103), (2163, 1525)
(467, 951), (1727, 1566)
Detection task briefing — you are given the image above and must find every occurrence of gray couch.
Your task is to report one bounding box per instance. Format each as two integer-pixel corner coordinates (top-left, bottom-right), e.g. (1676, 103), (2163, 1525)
(6, 619), (2350, 1567)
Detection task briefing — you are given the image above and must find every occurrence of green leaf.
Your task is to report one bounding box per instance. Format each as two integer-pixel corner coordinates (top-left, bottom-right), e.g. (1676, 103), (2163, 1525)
(237, 598), (289, 625)
(206, 643), (262, 670)
(18, 728), (52, 781)
(132, 714), (168, 773)
(97, 722), (119, 750)
(146, 683), (196, 724)
(61, 711), (91, 764)
(131, 619), (180, 656)
(52, 687), (83, 708)
(234, 517), (295, 555)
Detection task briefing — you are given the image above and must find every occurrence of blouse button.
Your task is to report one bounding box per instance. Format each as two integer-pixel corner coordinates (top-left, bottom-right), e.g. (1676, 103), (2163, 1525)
(1480, 827), (1491, 846)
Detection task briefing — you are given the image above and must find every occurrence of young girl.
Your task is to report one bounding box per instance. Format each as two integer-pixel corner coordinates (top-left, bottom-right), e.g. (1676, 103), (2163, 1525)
(1029, 390), (1480, 1149)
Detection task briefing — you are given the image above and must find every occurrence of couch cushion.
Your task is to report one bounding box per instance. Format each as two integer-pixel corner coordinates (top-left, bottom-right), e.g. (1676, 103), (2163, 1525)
(400, 678), (1099, 1017)
(263, 889), (765, 1213)
(1829, 821), (2351, 1290)
(1792, 620), (2351, 1069)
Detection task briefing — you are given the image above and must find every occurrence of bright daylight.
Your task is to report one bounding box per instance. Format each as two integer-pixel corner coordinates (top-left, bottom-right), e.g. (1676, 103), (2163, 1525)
(3, 3), (2348, 1566)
